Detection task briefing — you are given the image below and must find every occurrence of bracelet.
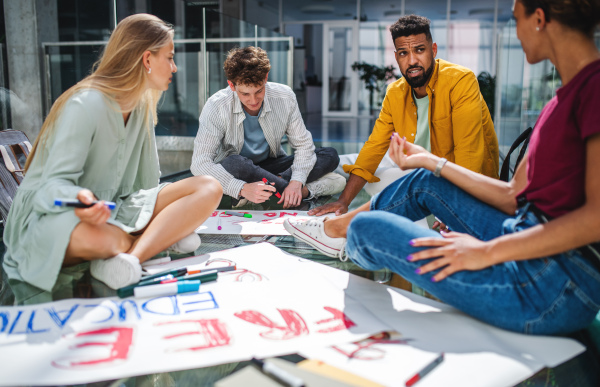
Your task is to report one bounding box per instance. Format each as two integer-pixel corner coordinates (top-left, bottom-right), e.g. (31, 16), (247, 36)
(433, 157), (447, 177)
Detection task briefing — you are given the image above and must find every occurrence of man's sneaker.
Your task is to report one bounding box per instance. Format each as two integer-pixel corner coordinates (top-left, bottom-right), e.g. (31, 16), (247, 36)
(305, 173), (346, 199)
(232, 197), (249, 208)
(90, 253), (142, 289)
(168, 233), (201, 254)
(283, 217), (347, 260)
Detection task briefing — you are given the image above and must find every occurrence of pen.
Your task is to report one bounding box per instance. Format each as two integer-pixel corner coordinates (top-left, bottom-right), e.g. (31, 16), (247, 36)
(261, 178), (282, 199)
(225, 211), (252, 218)
(117, 271), (219, 298)
(133, 280), (201, 298)
(251, 357), (305, 387)
(405, 353), (444, 387)
(217, 217), (222, 230)
(54, 198), (116, 210)
(141, 268), (188, 281)
(186, 264), (236, 274)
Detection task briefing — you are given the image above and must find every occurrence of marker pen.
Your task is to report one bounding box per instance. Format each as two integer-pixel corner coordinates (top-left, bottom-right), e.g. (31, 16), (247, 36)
(141, 267), (188, 282)
(118, 272), (218, 298)
(261, 178), (282, 199)
(224, 211), (252, 218)
(186, 264), (236, 274)
(405, 353), (444, 387)
(217, 217), (222, 230)
(54, 199), (116, 210)
(133, 280), (201, 298)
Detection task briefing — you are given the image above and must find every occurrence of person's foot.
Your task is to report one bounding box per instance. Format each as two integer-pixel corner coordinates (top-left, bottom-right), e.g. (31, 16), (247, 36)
(305, 172), (346, 200)
(90, 253), (142, 289)
(283, 217), (347, 260)
(168, 233), (201, 254)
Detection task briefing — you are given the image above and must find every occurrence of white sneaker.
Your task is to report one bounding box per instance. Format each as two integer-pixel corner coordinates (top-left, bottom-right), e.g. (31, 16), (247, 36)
(90, 253), (142, 289)
(283, 217), (347, 260)
(305, 173), (347, 199)
(168, 233), (201, 254)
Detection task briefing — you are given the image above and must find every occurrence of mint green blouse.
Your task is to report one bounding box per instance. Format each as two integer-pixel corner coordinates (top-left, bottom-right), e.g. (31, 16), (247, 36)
(3, 89), (166, 294)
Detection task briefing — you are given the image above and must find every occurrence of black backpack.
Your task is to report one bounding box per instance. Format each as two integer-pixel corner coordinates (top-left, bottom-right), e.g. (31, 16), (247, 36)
(0, 129), (31, 224)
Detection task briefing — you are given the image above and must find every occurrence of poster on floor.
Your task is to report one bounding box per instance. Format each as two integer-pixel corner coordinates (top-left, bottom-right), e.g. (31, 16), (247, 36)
(195, 210), (326, 235)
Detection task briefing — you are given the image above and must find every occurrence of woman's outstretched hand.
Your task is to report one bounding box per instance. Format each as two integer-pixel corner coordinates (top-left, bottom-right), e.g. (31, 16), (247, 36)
(408, 231), (495, 282)
(74, 189), (112, 225)
(389, 133), (431, 170)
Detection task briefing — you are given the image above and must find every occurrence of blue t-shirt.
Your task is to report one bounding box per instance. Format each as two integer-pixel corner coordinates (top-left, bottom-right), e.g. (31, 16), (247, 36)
(239, 107), (270, 164)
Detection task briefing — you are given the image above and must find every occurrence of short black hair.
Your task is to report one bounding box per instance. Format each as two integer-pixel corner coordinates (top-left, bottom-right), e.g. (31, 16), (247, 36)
(389, 15), (432, 43)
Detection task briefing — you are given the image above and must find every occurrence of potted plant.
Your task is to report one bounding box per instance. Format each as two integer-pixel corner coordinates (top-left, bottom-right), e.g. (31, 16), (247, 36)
(351, 61), (399, 114)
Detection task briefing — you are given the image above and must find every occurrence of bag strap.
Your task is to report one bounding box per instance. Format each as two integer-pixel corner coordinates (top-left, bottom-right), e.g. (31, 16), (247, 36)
(0, 144), (25, 183)
(500, 126), (533, 182)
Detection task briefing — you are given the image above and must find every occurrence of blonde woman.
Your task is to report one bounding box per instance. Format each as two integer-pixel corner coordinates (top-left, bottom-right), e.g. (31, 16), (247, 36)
(3, 14), (222, 298)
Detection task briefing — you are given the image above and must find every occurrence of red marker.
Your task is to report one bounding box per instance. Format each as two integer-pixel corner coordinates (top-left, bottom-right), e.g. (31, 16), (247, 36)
(262, 178), (281, 199)
(405, 353), (444, 386)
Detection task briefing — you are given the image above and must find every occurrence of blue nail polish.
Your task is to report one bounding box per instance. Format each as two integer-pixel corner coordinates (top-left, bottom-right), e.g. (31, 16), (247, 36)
(414, 268), (421, 274)
(406, 255), (413, 261)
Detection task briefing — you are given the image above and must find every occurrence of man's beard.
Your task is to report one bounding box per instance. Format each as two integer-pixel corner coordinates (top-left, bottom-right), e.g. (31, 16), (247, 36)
(403, 62), (434, 89)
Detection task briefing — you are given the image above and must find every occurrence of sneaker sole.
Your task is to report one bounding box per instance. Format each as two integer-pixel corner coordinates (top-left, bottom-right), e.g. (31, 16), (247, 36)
(283, 221), (341, 258)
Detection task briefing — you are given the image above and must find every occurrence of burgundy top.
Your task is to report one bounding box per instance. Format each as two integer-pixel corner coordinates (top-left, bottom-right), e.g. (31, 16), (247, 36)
(518, 59), (600, 218)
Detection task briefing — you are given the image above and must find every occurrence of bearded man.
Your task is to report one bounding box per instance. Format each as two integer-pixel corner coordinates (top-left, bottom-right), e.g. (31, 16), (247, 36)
(310, 14), (499, 216)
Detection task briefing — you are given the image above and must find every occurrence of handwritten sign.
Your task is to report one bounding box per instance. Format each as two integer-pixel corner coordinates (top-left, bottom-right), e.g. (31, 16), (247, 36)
(195, 210), (328, 235)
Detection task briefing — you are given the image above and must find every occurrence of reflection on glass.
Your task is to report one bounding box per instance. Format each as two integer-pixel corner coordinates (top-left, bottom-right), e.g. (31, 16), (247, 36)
(328, 27), (352, 112)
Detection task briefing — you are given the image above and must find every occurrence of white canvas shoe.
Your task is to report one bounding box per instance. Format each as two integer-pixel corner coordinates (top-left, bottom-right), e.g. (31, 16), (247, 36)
(305, 172), (347, 199)
(283, 217), (347, 260)
(90, 253), (142, 289)
(168, 233), (201, 254)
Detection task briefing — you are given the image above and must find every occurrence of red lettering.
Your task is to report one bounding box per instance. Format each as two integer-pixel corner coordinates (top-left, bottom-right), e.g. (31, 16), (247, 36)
(263, 212), (277, 217)
(52, 326), (134, 369)
(279, 212), (298, 217)
(314, 307), (356, 333)
(158, 319), (231, 351)
(234, 309), (308, 340)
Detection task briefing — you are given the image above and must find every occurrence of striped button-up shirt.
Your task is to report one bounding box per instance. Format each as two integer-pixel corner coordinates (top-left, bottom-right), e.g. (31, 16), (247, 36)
(191, 82), (316, 198)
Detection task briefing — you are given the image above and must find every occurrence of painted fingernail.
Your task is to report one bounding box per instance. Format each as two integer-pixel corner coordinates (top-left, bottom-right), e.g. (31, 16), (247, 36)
(414, 268), (421, 274)
(431, 277), (437, 282)
(406, 255), (413, 261)
(408, 240), (415, 246)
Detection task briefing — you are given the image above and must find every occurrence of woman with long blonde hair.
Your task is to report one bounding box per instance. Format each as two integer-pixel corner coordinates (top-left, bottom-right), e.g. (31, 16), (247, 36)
(3, 14), (222, 298)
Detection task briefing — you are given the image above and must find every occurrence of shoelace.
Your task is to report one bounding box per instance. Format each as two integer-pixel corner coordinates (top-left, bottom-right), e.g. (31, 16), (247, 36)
(304, 218), (348, 261)
(337, 241), (348, 262)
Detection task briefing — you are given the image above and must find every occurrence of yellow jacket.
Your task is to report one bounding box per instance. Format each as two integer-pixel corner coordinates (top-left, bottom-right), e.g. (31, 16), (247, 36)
(344, 59), (499, 181)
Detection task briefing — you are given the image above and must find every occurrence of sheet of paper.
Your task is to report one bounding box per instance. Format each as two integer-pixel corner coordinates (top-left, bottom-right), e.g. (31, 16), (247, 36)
(195, 210), (328, 235)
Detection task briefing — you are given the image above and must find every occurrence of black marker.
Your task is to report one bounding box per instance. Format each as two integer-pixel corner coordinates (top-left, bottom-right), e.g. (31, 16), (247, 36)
(54, 198), (116, 210)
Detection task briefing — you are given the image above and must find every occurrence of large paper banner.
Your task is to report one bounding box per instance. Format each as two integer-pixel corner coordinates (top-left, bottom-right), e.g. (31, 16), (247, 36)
(300, 266), (586, 387)
(0, 244), (387, 386)
(195, 210), (326, 235)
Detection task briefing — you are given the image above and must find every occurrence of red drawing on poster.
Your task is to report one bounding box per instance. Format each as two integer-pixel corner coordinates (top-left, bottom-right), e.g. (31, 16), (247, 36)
(314, 307), (356, 333)
(234, 309), (309, 340)
(52, 326), (134, 369)
(158, 318), (231, 351)
(331, 332), (413, 360)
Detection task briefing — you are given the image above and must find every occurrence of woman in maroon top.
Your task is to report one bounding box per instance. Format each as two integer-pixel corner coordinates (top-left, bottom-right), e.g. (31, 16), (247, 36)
(289, 0), (600, 334)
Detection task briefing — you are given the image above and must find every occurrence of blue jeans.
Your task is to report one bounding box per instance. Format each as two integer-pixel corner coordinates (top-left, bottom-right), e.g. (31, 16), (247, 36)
(220, 147), (339, 195)
(345, 169), (600, 335)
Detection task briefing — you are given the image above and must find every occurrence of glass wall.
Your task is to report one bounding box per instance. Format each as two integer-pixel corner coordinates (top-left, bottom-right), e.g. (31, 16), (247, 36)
(42, 7), (293, 140)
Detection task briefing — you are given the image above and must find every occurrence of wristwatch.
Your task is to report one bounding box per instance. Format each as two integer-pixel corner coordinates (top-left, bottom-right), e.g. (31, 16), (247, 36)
(433, 157), (447, 177)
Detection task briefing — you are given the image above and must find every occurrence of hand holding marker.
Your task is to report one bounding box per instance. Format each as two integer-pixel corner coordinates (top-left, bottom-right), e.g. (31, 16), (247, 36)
(262, 178), (281, 199)
(55, 198), (116, 210)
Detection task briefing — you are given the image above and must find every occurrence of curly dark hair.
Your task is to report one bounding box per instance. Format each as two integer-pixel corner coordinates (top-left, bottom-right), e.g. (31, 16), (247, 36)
(389, 15), (432, 43)
(518, 0), (600, 37)
(223, 46), (271, 86)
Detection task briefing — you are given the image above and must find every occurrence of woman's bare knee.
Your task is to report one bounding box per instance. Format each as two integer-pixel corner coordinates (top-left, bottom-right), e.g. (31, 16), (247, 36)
(66, 223), (133, 261)
(191, 175), (222, 203)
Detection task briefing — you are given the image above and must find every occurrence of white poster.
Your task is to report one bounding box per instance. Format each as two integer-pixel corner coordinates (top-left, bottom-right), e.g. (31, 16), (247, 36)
(195, 210), (326, 235)
(0, 244), (386, 386)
